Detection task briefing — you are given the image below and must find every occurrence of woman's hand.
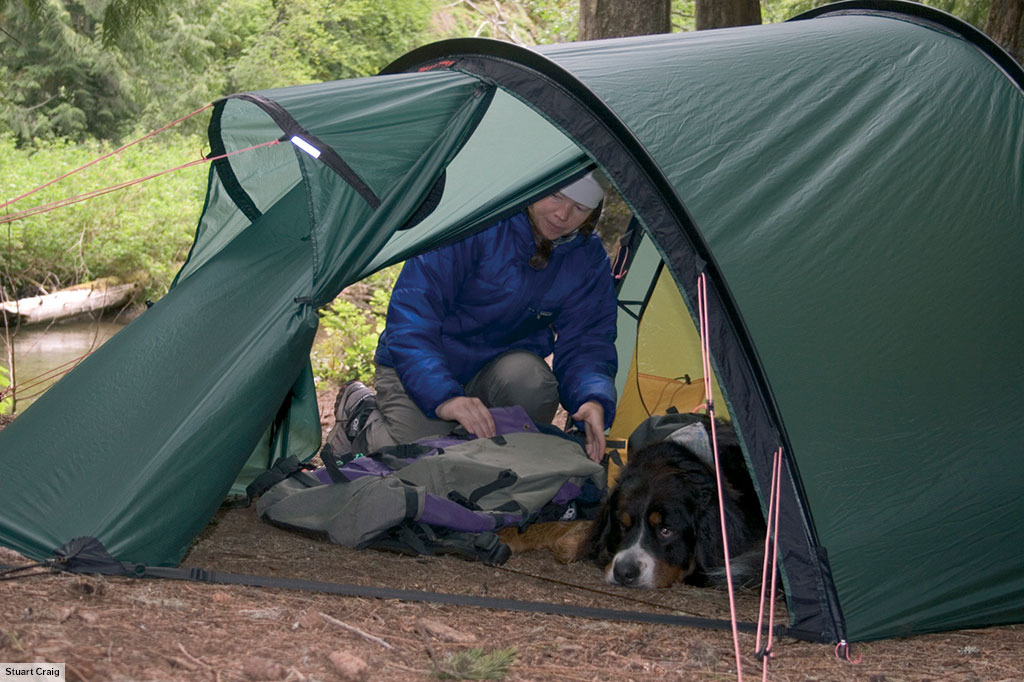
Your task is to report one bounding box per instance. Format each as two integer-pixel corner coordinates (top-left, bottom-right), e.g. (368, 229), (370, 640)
(436, 396), (497, 438)
(572, 400), (606, 463)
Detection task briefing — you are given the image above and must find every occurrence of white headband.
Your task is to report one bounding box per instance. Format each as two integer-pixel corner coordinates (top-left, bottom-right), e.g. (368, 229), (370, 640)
(559, 172), (605, 209)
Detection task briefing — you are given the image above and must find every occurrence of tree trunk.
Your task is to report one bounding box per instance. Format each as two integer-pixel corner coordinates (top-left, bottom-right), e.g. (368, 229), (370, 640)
(579, 0), (670, 40)
(986, 0), (1024, 65)
(695, 0), (761, 30)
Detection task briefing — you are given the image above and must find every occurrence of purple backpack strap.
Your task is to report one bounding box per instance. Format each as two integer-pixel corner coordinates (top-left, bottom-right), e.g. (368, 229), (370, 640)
(416, 405), (539, 450)
(489, 405), (539, 435)
(418, 494), (523, 532)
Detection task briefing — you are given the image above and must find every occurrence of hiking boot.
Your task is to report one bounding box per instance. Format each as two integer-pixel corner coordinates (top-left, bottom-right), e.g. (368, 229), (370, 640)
(324, 380), (377, 456)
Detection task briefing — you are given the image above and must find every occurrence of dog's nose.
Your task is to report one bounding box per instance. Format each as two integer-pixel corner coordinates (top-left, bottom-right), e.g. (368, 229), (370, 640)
(613, 560), (640, 586)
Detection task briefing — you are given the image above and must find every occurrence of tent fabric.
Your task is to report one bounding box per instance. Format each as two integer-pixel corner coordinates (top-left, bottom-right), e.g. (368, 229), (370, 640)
(1, 0), (1022, 645)
(0, 71), (500, 567)
(386, 5), (1024, 642)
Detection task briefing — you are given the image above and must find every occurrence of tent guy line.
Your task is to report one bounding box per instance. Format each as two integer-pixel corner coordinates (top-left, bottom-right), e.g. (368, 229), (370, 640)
(0, 103), (213, 213)
(0, 137), (283, 226)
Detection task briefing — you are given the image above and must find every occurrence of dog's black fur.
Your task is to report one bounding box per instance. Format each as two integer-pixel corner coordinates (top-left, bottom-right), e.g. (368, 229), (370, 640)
(586, 417), (766, 588)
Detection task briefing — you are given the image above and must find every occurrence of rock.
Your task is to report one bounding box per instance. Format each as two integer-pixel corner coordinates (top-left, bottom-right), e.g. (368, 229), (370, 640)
(209, 591), (232, 604)
(241, 657), (289, 680)
(328, 650), (368, 681)
(291, 609), (323, 631)
(416, 617), (477, 643)
(77, 610), (101, 625)
(70, 577), (106, 596)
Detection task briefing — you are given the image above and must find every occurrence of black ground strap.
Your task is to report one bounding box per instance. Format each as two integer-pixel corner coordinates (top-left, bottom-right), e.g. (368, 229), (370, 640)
(153, 565), (771, 633)
(0, 561), (50, 580)
(5, 536), (787, 636)
(25, 559), (777, 634)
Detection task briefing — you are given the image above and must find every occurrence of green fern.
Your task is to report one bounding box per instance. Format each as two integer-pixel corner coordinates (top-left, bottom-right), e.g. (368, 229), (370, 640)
(433, 646), (517, 681)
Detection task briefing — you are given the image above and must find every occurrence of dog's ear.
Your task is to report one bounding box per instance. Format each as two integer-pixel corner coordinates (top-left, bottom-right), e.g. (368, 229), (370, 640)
(693, 500), (726, 573)
(690, 466), (731, 573)
(692, 480), (759, 577)
(585, 488), (619, 564)
(679, 464), (717, 509)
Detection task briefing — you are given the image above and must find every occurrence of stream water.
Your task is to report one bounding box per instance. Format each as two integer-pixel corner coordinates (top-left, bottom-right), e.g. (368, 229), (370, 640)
(5, 318), (127, 411)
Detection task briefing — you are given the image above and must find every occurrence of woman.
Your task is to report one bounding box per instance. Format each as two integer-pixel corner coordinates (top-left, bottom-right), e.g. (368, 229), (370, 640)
(330, 171), (618, 463)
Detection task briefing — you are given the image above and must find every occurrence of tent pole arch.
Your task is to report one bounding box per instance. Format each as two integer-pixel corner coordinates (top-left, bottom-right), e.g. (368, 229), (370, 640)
(790, 0), (1024, 92)
(384, 39), (845, 643)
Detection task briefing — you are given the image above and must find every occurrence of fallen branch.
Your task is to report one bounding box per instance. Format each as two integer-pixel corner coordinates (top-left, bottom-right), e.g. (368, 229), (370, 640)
(176, 643), (211, 668)
(318, 612), (393, 650)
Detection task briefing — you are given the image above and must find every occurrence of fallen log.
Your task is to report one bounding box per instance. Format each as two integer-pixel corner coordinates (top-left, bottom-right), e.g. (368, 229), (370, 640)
(1, 280), (139, 326)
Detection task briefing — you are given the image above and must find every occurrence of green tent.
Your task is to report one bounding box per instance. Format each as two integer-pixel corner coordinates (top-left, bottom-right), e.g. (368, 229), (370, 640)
(1, 1), (1022, 644)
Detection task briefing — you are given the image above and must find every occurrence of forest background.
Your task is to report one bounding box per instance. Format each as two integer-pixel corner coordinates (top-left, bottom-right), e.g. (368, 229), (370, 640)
(0, 0), (1017, 413)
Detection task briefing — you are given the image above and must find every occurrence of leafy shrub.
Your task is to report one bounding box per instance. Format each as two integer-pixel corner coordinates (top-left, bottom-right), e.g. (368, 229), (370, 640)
(310, 265), (401, 389)
(0, 132), (208, 301)
(0, 362), (11, 415)
(432, 0), (578, 44)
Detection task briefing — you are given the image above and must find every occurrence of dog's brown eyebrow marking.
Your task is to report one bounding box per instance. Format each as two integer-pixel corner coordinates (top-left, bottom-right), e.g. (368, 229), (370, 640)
(648, 511), (663, 527)
(619, 511), (632, 528)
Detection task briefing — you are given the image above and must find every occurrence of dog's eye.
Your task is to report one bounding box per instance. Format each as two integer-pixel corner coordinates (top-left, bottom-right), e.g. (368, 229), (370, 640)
(658, 526), (674, 538)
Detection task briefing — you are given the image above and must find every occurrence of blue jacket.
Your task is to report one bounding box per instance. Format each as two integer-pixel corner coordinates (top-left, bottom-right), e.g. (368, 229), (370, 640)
(374, 211), (618, 427)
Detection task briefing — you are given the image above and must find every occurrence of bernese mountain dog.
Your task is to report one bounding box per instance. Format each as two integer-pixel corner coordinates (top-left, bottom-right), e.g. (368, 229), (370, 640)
(498, 415), (766, 589)
(586, 417), (766, 588)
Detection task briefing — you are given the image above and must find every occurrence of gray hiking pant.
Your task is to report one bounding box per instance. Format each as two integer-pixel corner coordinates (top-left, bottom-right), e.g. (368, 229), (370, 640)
(357, 350), (560, 452)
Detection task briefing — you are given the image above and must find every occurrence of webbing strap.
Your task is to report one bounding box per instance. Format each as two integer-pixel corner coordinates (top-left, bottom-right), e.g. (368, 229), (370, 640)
(468, 469), (517, 506)
(0, 558), (783, 635)
(120, 563), (776, 633)
(247, 456), (306, 496)
(404, 487), (420, 520)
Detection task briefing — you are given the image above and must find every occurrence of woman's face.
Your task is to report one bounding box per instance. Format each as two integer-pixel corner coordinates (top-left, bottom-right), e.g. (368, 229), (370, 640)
(528, 193), (594, 241)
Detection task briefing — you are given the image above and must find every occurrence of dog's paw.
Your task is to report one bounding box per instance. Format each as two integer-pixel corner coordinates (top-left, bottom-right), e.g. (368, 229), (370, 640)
(496, 521), (593, 563)
(550, 521), (592, 564)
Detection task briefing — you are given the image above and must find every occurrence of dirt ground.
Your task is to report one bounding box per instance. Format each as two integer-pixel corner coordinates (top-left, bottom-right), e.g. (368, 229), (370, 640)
(1, 396), (1022, 682)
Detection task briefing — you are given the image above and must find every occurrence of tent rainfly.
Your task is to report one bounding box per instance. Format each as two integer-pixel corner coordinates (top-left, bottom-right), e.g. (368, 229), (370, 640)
(1, 0), (1022, 644)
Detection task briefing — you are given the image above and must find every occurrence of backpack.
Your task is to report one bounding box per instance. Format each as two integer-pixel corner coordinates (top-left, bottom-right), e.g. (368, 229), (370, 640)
(248, 406), (605, 565)
(626, 410), (758, 513)
(627, 409), (725, 468)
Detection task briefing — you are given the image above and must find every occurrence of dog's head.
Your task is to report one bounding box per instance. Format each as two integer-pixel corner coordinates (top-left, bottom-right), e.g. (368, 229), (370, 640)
(587, 442), (726, 588)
